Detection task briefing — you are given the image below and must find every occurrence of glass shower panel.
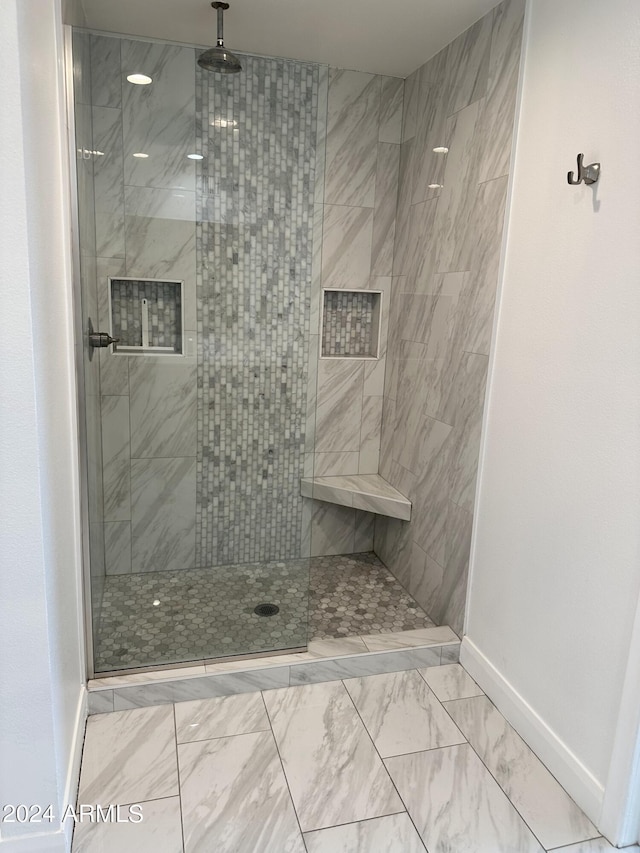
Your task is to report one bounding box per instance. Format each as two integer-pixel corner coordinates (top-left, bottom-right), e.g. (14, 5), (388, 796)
(72, 31), (321, 674)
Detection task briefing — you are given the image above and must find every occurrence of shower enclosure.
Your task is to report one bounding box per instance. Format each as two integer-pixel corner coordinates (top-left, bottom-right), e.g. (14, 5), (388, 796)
(71, 29), (325, 675)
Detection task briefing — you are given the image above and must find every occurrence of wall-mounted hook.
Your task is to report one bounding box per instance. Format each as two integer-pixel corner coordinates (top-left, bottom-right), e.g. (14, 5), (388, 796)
(568, 153), (600, 186)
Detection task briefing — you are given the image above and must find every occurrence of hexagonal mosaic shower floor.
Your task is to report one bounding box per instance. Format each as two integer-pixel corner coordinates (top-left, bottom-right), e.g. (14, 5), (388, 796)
(94, 552), (434, 673)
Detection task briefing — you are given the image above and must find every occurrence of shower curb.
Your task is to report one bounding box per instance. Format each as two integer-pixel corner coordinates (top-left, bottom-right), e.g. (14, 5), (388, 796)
(87, 639), (461, 714)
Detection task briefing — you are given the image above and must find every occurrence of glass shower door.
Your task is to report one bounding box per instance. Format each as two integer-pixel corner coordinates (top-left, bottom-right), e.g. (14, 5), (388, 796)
(71, 29), (320, 675)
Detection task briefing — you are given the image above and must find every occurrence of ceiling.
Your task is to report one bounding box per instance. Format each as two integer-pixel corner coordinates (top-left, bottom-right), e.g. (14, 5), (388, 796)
(75, 0), (501, 78)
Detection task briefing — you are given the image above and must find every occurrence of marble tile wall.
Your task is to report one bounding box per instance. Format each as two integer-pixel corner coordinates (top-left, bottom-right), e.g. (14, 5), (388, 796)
(375, 0), (526, 635)
(307, 69), (403, 556)
(87, 34), (323, 575)
(88, 34), (198, 576)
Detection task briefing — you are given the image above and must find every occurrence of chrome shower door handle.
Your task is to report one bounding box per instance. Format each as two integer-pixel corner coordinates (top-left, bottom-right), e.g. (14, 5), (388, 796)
(89, 331), (119, 348)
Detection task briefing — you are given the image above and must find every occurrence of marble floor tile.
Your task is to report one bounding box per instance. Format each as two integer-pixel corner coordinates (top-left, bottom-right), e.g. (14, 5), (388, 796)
(77, 705), (178, 805)
(361, 625), (457, 651)
(304, 813), (424, 853)
(445, 696), (599, 849)
(344, 669), (465, 757)
(72, 797), (182, 853)
(174, 691), (269, 743)
(386, 743), (545, 853)
(179, 730), (304, 853)
(264, 680), (404, 831)
(552, 840), (635, 852)
(420, 663), (483, 702)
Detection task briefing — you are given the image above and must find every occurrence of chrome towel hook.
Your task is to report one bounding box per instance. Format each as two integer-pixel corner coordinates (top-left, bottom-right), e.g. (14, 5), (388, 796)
(568, 153), (600, 185)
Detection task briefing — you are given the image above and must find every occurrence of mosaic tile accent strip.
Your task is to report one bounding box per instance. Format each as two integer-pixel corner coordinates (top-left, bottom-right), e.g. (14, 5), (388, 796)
(110, 279), (182, 351)
(322, 290), (377, 357)
(195, 54), (319, 566)
(94, 553), (433, 672)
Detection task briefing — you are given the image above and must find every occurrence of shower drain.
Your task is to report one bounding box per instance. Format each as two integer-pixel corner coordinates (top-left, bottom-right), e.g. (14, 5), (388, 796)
(254, 603), (280, 617)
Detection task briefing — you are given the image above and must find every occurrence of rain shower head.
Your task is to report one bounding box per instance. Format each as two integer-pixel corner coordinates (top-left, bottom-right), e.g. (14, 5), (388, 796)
(198, 2), (242, 73)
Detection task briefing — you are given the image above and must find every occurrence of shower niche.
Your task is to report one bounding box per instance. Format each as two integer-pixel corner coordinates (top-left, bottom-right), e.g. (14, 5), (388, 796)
(108, 277), (184, 355)
(321, 289), (382, 359)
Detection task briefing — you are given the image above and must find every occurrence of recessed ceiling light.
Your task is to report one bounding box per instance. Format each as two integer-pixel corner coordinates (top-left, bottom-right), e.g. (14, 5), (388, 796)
(127, 73), (152, 85)
(187, 153), (204, 160)
(132, 152), (149, 158)
(152, 599), (160, 606)
(433, 146), (449, 154)
(428, 183), (444, 189)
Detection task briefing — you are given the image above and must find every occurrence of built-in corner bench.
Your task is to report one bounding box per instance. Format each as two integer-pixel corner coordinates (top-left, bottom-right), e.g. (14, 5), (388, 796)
(301, 474), (412, 521)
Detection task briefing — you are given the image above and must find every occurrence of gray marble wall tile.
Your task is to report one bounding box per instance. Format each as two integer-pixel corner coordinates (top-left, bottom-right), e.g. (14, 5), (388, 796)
(130, 456), (196, 572)
(77, 705), (178, 805)
(353, 510), (375, 552)
(315, 360), (364, 453)
(321, 204), (373, 290)
(401, 70), (419, 143)
(325, 70), (380, 207)
(386, 744), (545, 852)
(310, 501), (355, 557)
(72, 30), (91, 106)
(359, 395), (383, 474)
(310, 204), (325, 335)
(121, 40), (195, 191)
(90, 35), (122, 109)
(314, 451), (360, 477)
(179, 730), (305, 853)
(304, 813), (424, 853)
(445, 696), (598, 849)
(378, 77), (404, 144)
(73, 796), (183, 853)
(101, 395), (131, 522)
(344, 669), (465, 757)
(289, 646), (442, 686)
(445, 13), (492, 115)
(104, 520), (131, 575)
(441, 643), (461, 663)
(96, 258), (129, 396)
(477, 0), (526, 183)
(92, 106), (125, 258)
(264, 680), (403, 831)
(129, 359), (197, 459)
(371, 143), (400, 277)
(377, 1), (522, 632)
(112, 668), (290, 710)
(315, 66), (329, 204)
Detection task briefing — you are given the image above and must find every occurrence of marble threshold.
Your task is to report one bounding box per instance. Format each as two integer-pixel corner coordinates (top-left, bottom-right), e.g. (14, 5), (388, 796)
(87, 626), (460, 713)
(301, 473), (412, 520)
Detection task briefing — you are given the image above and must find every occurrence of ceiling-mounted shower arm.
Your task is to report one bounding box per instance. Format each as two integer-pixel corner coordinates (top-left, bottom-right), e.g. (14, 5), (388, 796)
(213, 2), (230, 47)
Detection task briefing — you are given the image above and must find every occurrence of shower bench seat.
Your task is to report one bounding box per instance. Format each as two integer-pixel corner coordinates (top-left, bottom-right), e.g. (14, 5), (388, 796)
(300, 474), (411, 521)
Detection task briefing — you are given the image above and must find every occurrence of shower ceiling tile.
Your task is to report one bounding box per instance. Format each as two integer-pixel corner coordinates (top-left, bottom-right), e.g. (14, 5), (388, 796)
(325, 70), (380, 208)
(121, 40), (196, 192)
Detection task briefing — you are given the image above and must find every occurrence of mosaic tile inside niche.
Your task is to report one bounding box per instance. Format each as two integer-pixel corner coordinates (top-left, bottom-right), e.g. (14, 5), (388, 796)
(195, 54), (319, 567)
(110, 279), (182, 351)
(322, 290), (376, 357)
(94, 553), (434, 671)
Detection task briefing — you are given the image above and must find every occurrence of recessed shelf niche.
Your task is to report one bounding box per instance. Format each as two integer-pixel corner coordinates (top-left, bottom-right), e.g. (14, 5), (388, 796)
(321, 289), (382, 359)
(109, 277), (183, 355)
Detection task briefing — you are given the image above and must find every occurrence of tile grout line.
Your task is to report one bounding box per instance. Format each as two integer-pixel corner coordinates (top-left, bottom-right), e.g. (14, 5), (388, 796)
(438, 688), (553, 851)
(339, 671), (428, 852)
(259, 690), (309, 852)
(171, 703), (188, 853)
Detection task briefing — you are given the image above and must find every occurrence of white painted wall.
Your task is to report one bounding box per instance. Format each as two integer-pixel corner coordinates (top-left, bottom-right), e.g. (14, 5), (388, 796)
(464, 0), (640, 836)
(0, 1), (86, 850)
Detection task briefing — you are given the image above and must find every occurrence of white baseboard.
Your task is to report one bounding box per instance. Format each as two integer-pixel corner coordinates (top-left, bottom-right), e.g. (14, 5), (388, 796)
(61, 686), (87, 851)
(460, 636), (604, 825)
